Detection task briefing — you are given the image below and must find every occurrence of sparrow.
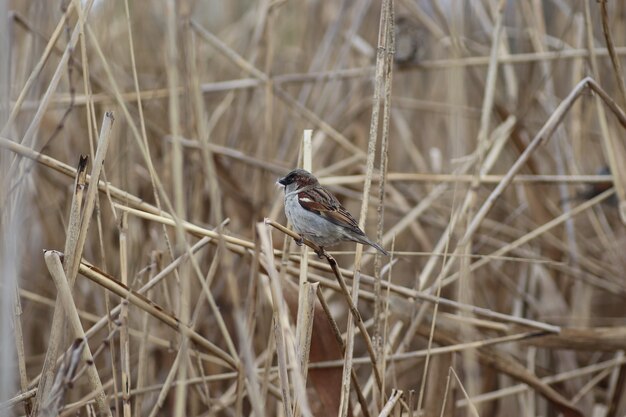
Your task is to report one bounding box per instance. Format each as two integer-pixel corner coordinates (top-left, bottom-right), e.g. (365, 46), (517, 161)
(277, 169), (388, 256)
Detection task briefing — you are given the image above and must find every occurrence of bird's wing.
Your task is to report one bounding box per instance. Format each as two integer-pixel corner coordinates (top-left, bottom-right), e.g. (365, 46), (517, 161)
(297, 186), (365, 235)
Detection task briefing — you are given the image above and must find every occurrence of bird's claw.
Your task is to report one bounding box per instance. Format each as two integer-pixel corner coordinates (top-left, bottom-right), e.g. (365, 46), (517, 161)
(294, 237), (304, 246)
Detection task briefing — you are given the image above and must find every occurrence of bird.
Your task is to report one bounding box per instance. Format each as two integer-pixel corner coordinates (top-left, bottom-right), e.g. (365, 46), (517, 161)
(277, 169), (389, 256)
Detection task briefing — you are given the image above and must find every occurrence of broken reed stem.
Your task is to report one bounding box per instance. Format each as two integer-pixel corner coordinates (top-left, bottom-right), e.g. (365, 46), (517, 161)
(378, 389), (403, 417)
(36, 111), (113, 411)
(64, 112), (113, 289)
(21, 234), (216, 394)
(44, 251), (111, 417)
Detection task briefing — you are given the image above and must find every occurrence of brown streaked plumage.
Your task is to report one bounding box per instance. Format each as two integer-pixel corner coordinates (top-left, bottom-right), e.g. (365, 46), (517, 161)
(278, 169), (388, 255)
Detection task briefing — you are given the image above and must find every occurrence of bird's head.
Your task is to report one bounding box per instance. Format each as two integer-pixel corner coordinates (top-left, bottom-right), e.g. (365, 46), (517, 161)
(277, 169), (319, 192)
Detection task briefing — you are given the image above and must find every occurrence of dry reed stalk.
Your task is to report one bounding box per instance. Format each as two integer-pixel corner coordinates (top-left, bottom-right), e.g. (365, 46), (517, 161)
(190, 19), (364, 158)
(146, 340), (185, 417)
(449, 367), (480, 417)
(256, 222), (311, 417)
(414, 117), (514, 293)
(245, 236), (267, 417)
(84, 21), (186, 242)
(292, 282), (317, 417)
(294, 132), (312, 403)
(56, 378), (114, 417)
(77, 260), (235, 367)
(0, 135), (159, 214)
(598, 0), (626, 106)
(341, 2), (395, 414)
(163, 1), (192, 415)
(6, 2), (626, 416)
(133, 250), (157, 417)
(44, 251), (111, 417)
(114, 204), (254, 248)
(0, 388), (37, 412)
(19, 43), (626, 113)
(266, 219), (384, 388)
(313, 285), (371, 417)
(457, 356), (626, 409)
(316, 331), (545, 366)
(0, 1), (76, 136)
(584, 1), (626, 231)
(118, 212), (131, 417)
(10, 214), (34, 417)
(320, 172), (615, 185)
(415, 171), (459, 415)
(35, 111), (113, 414)
(372, 4), (395, 407)
(414, 323), (584, 417)
(80, 236), (212, 346)
(438, 187), (616, 289)
(378, 388), (402, 417)
(4, 0), (92, 189)
(186, 27), (223, 226)
(292, 129), (312, 417)
(263, 224), (561, 333)
(378, 238), (395, 409)
(421, 2), (506, 409)
(428, 76), (626, 305)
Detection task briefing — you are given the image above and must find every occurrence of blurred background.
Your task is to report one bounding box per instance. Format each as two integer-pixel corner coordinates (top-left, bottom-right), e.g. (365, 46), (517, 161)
(1, 0), (626, 416)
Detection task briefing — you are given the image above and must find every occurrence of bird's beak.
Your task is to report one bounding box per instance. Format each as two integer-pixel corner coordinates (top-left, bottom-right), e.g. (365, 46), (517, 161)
(277, 176), (288, 186)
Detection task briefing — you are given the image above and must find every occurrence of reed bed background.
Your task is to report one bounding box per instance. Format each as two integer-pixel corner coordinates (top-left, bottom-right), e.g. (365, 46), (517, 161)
(1, 0), (626, 416)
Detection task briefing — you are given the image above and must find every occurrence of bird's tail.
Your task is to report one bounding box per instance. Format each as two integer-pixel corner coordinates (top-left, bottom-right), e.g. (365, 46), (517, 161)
(353, 235), (389, 256)
(370, 241), (389, 256)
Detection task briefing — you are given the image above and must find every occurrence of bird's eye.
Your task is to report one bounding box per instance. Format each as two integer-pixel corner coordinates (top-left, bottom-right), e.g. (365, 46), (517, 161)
(279, 173), (295, 186)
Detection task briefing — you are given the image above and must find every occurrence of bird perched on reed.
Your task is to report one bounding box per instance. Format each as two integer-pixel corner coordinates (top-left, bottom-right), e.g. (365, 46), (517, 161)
(277, 169), (388, 256)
